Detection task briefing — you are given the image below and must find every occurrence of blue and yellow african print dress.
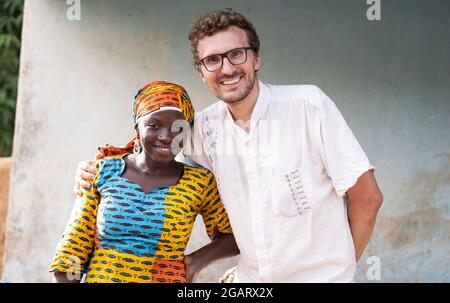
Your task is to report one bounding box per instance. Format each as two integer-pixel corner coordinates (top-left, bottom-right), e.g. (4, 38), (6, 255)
(49, 156), (232, 283)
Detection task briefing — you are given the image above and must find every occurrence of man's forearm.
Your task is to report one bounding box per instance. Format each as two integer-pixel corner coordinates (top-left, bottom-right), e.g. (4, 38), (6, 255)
(346, 170), (383, 262)
(348, 200), (380, 262)
(53, 272), (81, 283)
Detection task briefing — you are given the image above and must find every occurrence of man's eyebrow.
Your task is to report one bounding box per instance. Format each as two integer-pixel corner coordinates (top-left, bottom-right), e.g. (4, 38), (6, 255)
(202, 47), (242, 58)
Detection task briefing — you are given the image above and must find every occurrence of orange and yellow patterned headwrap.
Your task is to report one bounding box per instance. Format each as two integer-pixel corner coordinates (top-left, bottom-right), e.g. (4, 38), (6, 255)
(96, 81), (195, 159)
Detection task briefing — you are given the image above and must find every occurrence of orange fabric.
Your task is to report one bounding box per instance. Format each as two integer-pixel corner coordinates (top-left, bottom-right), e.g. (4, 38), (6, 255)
(151, 259), (187, 283)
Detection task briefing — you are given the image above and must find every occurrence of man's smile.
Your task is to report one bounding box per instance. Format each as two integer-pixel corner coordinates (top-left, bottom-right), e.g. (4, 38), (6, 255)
(220, 75), (243, 88)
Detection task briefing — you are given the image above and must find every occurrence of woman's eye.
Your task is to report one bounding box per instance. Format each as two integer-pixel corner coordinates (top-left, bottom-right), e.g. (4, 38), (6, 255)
(147, 124), (158, 129)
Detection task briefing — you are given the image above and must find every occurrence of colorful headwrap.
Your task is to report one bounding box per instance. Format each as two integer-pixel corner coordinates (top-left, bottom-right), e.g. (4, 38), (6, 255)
(96, 81), (195, 160)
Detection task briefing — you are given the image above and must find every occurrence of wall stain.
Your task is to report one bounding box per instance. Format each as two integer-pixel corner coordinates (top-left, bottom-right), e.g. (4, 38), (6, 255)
(383, 154), (450, 249)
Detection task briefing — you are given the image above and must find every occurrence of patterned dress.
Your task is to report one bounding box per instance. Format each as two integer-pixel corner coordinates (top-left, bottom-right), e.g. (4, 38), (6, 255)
(49, 155), (232, 283)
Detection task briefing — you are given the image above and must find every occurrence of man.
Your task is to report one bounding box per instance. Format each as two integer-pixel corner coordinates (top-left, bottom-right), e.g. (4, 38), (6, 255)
(76, 9), (383, 282)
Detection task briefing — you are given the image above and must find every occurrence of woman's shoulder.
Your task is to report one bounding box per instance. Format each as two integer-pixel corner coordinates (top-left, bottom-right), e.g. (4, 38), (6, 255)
(96, 156), (123, 170)
(94, 156), (125, 183)
(181, 162), (216, 184)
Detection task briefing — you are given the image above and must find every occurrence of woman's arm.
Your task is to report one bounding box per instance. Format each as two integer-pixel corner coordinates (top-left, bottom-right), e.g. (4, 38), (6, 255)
(49, 161), (102, 281)
(184, 233), (239, 282)
(186, 172), (239, 282)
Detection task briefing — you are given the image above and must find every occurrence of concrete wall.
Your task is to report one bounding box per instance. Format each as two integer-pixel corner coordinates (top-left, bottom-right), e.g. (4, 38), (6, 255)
(3, 0), (449, 282)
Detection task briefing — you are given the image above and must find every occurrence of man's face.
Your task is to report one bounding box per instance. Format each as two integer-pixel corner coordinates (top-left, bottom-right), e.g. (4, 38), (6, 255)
(196, 26), (261, 104)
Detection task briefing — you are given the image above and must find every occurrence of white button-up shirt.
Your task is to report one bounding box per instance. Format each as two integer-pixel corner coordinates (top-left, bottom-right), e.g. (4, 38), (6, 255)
(178, 81), (374, 282)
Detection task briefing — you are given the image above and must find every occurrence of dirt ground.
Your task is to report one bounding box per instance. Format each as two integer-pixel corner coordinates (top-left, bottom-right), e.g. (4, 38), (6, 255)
(0, 157), (11, 278)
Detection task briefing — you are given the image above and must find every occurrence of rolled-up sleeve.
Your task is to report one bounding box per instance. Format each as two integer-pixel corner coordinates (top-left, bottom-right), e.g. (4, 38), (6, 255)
(315, 88), (375, 197)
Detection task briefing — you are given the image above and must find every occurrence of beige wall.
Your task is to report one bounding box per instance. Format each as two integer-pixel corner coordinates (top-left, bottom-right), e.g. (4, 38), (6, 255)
(0, 157), (12, 278)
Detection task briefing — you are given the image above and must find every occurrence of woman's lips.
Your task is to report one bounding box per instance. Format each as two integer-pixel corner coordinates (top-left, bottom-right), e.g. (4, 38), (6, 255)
(153, 145), (172, 153)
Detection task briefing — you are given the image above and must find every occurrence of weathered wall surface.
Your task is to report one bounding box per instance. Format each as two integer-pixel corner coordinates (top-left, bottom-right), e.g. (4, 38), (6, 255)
(3, 0), (449, 282)
(0, 158), (12, 278)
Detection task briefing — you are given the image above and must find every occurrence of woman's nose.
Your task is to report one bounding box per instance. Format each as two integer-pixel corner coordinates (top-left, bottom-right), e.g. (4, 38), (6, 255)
(157, 128), (173, 143)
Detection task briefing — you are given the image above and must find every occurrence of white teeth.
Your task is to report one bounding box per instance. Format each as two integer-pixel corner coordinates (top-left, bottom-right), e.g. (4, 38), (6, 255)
(222, 78), (240, 85)
(155, 146), (171, 151)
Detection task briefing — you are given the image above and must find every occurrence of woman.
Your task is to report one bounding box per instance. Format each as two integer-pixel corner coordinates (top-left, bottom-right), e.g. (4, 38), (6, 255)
(49, 81), (238, 283)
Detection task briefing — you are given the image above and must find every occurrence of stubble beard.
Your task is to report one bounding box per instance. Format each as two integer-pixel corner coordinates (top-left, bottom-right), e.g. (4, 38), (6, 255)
(215, 72), (256, 104)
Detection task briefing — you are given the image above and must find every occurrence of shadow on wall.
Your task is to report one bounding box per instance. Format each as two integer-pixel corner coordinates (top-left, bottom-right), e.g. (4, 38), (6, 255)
(0, 157), (12, 278)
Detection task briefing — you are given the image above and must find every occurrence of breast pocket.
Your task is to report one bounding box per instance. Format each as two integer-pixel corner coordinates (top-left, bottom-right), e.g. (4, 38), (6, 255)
(271, 168), (314, 217)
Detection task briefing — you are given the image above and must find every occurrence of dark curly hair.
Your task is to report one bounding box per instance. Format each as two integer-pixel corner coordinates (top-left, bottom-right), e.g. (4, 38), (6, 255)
(188, 9), (260, 69)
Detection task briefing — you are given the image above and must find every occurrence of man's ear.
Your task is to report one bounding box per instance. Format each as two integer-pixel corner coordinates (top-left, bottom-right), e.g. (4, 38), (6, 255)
(197, 67), (207, 84)
(254, 51), (261, 72)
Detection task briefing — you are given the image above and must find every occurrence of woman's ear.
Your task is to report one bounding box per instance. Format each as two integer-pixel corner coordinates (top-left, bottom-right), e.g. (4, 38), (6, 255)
(134, 120), (141, 137)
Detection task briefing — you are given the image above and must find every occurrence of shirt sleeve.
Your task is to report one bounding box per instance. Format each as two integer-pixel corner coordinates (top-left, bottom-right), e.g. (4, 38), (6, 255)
(314, 87), (375, 197)
(199, 172), (233, 240)
(49, 161), (102, 274)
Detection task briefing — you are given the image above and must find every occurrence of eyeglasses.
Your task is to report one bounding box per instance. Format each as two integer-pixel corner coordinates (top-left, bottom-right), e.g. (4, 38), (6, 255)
(198, 47), (256, 72)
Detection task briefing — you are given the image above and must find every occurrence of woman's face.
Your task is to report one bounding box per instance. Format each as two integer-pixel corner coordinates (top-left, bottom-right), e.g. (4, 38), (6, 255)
(136, 110), (186, 164)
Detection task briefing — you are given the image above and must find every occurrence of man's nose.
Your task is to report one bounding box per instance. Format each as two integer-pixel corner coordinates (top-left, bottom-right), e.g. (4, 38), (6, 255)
(221, 57), (237, 75)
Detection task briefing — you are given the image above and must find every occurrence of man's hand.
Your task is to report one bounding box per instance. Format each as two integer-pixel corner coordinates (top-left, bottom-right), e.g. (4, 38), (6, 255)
(53, 272), (81, 283)
(74, 160), (98, 196)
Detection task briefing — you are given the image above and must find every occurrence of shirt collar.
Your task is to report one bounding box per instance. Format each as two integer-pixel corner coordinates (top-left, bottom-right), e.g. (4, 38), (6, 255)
(250, 80), (270, 125)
